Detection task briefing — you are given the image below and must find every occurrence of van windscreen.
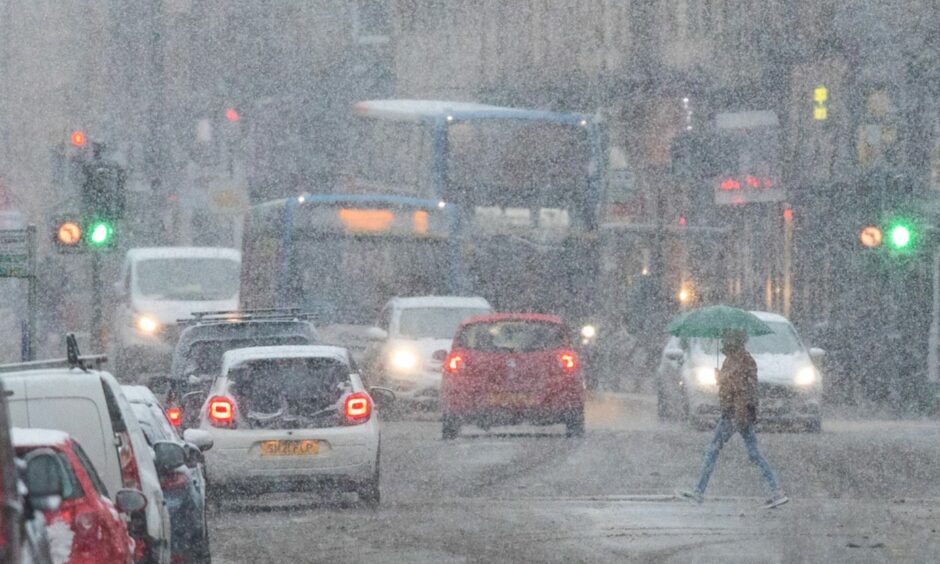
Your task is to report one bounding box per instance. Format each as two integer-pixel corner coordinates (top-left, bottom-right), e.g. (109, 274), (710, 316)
(456, 321), (568, 352)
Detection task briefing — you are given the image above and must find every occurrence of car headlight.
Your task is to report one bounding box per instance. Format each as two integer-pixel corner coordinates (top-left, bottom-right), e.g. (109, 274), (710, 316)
(694, 366), (718, 387)
(389, 349), (420, 373)
(580, 325), (597, 339)
(136, 314), (160, 335)
(795, 366), (818, 387)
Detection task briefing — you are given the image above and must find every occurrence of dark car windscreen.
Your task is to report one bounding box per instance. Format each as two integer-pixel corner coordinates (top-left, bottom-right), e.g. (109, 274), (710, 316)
(456, 321), (568, 352)
(182, 337), (310, 377)
(229, 357), (352, 428)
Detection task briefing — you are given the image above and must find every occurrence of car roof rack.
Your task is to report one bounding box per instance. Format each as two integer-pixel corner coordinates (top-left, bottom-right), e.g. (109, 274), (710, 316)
(177, 308), (315, 325)
(0, 334), (107, 374)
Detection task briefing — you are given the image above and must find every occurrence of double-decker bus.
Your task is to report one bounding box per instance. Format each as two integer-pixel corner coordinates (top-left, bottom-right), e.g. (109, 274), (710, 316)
(241, 100), (607, 358)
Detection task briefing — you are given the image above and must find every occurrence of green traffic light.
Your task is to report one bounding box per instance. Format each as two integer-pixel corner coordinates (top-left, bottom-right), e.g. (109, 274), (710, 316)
(887, 223), (913, 250)
(87, 221), (114, 247)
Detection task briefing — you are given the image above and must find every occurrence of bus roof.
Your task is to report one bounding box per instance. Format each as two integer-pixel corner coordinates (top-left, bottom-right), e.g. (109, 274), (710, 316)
(353, 99), (592, 125)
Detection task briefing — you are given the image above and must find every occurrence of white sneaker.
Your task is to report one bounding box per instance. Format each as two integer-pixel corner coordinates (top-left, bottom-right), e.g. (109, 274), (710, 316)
(763, 494), (789, 509)
(675, 489), (703, 504)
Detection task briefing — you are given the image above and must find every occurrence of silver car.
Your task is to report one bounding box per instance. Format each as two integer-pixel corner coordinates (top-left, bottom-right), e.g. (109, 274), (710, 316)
(656, 311), (825, 432)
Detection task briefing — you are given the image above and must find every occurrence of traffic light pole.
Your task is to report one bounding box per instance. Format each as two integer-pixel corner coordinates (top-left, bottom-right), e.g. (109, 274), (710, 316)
(91, 251), (102, 352)
(26, 225), (37, 361)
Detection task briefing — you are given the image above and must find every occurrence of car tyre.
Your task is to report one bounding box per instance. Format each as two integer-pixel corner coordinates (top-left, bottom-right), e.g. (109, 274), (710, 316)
(357, 454), (381, 509)
(805, 418), (822, 433)
(441, 413), (461, 440)
(564, 408), (585, 438)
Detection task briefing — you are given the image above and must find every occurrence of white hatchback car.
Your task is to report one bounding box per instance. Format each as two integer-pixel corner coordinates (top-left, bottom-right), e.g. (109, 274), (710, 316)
(363, 296), (492, 405)
(656, 311), (825, 432)
(196, 345), (384, 506)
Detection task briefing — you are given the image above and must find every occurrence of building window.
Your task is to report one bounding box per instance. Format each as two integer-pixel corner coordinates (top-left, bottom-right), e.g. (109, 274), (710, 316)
(353, 0), (392, 45)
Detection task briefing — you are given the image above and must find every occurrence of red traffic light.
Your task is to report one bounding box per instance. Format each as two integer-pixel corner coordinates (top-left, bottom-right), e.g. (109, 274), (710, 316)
(70, 131), (87, 147)
(225, 108), (240, 122)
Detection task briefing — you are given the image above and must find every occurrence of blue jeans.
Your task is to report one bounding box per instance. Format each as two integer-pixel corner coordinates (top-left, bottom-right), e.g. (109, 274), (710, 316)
(695, 416), (780, 495)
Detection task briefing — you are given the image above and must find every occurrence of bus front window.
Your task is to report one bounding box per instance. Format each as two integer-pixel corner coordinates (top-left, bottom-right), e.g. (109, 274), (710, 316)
(295, 237), (449, 326)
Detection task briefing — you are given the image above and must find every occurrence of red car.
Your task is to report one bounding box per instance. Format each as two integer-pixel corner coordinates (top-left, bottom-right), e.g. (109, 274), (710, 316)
(441, 313), (585, 438)
(12, 428), (146, 564)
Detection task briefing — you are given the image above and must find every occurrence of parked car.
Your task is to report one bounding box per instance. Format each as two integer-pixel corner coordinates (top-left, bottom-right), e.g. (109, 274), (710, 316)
(440, 314), (586, 439)
(1, 380), (56, 564)
(0, 339), (177, 564)
(122, 386), (212, 564)
(110, 247), (242, 381)
(656, 310), (825, 432)
(194, 346), (389, 507)
(363, 296), (492, 406)
(162, 310), (319, 427)
(12, 428), (146, 564)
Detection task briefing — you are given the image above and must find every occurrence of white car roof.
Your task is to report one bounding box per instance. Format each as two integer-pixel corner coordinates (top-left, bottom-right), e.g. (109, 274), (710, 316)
(221, 345), (351, 375)
(11, 427), (71, 447)
(125, 247), (241, 262)
(121, 385), (158, 405)
(749, 311), (790, 324)
(390, 296), (492, 310)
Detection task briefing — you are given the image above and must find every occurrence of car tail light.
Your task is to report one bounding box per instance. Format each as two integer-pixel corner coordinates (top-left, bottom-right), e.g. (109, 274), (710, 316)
(344, 393), (371, 424)
(116, 431), (143, 491)
(159, 470), (190, 492)
(208, 396), (235, 427)
(559, 352), (578, 373)
(134, 536), (148, 562)
(165, 407), (182, 427)
(444, 353), (463, 374)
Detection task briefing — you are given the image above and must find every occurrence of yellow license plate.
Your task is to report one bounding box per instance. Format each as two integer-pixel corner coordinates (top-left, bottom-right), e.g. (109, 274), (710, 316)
(259, 440), (319, 457)
(489, 393), (536, 407)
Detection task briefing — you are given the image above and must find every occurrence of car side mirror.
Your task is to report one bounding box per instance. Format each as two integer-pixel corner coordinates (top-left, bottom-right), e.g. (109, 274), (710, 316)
(809, 347), (826, 361)
(366, 326), (388, 342)
(114, 489), (147, 514)
(24, 451), (63, 512)
(153, 441), (186, 475)
(431, 349), (449, 362)
(369, 386), (396, 409)
(183, 428), (214, 452)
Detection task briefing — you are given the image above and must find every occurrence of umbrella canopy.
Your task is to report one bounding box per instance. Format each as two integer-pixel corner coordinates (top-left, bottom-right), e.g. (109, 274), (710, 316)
(666, 305), (773, 338)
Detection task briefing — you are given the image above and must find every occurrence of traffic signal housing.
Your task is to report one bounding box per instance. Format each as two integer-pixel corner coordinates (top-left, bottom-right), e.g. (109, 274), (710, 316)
(52, 217), (117, 252)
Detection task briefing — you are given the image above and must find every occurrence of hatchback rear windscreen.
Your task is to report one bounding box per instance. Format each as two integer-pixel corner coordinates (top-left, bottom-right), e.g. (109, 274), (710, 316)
(228, 357), (352, 428)
(456, 321), (568, 352)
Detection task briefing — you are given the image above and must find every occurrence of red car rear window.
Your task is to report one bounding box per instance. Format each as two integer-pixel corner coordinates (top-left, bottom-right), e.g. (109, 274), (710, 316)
(456, 321), (568, 352)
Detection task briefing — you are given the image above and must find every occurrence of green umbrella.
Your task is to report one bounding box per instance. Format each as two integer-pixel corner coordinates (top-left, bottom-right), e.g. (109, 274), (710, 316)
(666, 305), (773, 338)
(666, 305), (773, 368)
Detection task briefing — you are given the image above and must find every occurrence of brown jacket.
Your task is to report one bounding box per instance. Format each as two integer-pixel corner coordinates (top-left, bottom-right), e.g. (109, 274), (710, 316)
(718, 348), (759, 428)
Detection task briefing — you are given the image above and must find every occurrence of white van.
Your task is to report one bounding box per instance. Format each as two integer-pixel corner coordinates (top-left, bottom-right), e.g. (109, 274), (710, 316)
(0, 358), (176, 564)
(110, 247), (242, 381)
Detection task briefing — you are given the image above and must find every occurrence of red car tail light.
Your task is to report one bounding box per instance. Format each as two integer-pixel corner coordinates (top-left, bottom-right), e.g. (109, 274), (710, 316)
(208, 396), (235, 427)
(444, 353), (463, 374)
(159, 471), (190, 492)
(165, 407), (182, 427)
(559, 352), (578, 373)
(344, 392), (372, 424)
(116, 431), (143, 491)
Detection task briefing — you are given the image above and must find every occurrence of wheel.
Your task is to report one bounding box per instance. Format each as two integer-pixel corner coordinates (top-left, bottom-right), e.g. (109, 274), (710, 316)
(357, 452), (381, 509)
(441, 413), (461, 440)
(564, 408), (585, 437)
(804, 418), (822, 433)
(656, 386), (673, 421)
